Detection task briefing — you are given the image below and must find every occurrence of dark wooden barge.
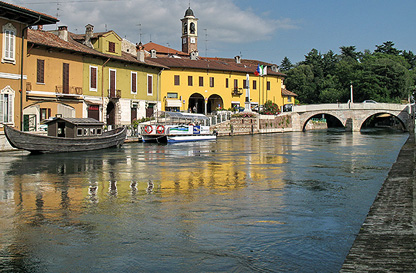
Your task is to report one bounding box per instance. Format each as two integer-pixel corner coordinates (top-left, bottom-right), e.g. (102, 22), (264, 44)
(4, 118), (127, 153)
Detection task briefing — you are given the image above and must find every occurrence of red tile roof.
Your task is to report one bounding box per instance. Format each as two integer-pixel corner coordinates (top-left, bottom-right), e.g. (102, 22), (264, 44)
(149, 56), (285, 77)
(282, 88), (297, 97)
(143, 42), (189, 56)
(0, 1), (58, 25)
(27, 29), (168, 69)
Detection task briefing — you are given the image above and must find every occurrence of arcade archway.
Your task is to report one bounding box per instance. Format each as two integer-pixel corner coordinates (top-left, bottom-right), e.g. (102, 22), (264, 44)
(189, 93), (204, 113)
(207, 94), (223, 113)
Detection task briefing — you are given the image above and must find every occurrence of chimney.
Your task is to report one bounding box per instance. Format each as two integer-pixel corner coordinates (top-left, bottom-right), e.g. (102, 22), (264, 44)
(84, 24), (94, 48)
(136, 42), (145, 62)
(57, 26), (68, 41)
(234, 55), (241, 64)
(37, 25), (43, 31)
(190, 51), (198, 60)
(150, 49), (157, 58)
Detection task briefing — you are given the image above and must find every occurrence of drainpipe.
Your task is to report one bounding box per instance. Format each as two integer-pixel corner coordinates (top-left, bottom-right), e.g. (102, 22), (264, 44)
(20, 16), (41, 131)
(101, 58), (111, 122)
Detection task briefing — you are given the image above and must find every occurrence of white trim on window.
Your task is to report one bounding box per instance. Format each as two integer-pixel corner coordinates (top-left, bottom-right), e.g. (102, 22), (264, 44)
(147, 74), (153, 96)
(89, 65), (98, 91)
(0, 85), (15, 125)
(131, 71), (137, 94)
(2, 23), (16, 64)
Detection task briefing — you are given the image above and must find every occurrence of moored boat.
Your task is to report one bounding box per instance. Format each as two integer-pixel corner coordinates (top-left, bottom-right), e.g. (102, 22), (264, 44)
(140, 111), (216, 143)
(4, 117), (127, 153)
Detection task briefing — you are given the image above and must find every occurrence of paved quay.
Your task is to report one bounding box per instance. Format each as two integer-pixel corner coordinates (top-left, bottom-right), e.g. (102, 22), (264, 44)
(341, 134), (415, 272)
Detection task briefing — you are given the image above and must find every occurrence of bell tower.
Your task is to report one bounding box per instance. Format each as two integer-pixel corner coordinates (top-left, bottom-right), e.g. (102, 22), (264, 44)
(181, 7), (198, 55)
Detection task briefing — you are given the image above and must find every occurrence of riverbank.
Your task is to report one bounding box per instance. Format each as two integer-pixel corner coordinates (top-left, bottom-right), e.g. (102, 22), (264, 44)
(341, 133), (415, 271)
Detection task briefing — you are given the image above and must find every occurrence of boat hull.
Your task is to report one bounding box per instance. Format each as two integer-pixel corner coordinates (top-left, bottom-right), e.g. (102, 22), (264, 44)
(4, 125), (127, 153)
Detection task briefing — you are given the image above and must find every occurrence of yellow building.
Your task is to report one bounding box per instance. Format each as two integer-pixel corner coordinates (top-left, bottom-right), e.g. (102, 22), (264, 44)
(142, 7), (293, 114)
(71, 26), (167, 127)
(150, 56), (286, 113)
(24, 24), (166, 131)
(0, 2), (57, 133)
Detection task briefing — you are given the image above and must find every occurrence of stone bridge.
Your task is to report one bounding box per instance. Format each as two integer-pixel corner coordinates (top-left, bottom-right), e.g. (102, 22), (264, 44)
(290, 103), (415, 132)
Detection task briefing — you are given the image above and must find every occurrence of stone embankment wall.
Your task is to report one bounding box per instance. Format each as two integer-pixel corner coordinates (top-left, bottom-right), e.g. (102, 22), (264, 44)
(211, 113), (295, 136)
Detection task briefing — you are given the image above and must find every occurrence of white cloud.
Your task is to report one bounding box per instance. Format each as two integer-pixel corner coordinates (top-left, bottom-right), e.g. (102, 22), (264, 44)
(13, 0), (297, 44)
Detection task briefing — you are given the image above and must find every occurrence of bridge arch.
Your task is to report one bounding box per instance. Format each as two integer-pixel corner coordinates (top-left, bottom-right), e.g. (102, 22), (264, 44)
(359, 111), (408, 131)
(301, 112), (345, 131)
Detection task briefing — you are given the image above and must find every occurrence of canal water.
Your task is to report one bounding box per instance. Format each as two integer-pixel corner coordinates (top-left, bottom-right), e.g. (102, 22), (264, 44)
(0, 130), (408, 272)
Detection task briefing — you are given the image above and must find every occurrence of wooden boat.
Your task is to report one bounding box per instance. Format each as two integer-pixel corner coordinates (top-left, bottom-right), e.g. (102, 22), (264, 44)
(140, 111), (217, 143)
(4, 118), (127, 153)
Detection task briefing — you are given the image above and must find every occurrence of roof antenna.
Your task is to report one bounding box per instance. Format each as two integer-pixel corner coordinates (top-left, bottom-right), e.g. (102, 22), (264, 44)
(137, 23), (142, 43)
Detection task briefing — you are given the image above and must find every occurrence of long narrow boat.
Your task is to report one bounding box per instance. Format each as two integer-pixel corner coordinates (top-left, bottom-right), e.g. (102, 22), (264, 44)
(4, 118), (127, 153)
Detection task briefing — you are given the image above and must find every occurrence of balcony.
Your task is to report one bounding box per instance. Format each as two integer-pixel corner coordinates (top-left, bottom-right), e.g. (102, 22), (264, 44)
(232, 88), (243, 96)
(55, 86), (83, 98)
(108, 89), (121, 99)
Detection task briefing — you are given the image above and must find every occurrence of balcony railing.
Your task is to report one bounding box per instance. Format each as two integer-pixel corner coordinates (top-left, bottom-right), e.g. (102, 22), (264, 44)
(55, 86), (83, 97)
(108, 89), (121, 99)
(232, 88), (243, 96)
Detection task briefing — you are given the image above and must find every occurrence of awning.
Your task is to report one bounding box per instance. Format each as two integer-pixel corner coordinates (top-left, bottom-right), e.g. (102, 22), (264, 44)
(165, 99), (182, 107)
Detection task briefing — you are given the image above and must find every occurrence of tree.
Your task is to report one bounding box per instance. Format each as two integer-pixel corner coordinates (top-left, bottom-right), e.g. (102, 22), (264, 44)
(375, 41), (401, 55)
(285, 64), (318, 104)
(280, 57), (293, 72)
(340, 46), (360, 61)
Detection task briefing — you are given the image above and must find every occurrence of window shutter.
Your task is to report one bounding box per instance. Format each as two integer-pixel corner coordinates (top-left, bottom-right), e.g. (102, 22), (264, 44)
(91, 67), (97, 89)
(63, 63), (69, 94)
(37, 59), (45, 83)
(132, 73), (137, 93)
(0, 94), (4, 122)
(8, 94), (12, 123)
(174, 75), (180, 85)
(148, 75), (153, 94)
(210, 77), (214, 87)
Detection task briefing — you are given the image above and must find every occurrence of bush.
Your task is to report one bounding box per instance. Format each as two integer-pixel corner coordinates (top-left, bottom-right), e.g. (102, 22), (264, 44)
(260, 100), (280, 115)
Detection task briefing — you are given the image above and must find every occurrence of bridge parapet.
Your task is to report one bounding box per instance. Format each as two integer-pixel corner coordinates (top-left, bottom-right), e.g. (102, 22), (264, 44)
(293, 103), (409, 112)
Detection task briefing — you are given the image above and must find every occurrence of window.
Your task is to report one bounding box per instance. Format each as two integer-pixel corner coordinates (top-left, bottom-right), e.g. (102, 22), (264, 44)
(109, 69), (116, 97)
(167, 92), (178, 98)
(90, 66), (97, 91)
(188, 76), (193, 86)
(267, 81), (271, 91)
(40, 108), (51, 120)
(2, 23), (16, 64)
(210, 77), (214, 87)
(77, 128), (83, 136)
(225, 78), (229, 88)
(131, 72), (137, 94)
(108, 41), (116, 53)
(234, 79), (238, 89)
(243, 79), (247, 89)
(288, 96), (292, 102)
(253, 80), (257, 90)
(0, 86), (14, 124)
(174, 75), (180, 85)
(147, 74), (153, 95)
(37, 59), (45, 84)
(63, 63), (69, 94)
(199, 76), (204, 87)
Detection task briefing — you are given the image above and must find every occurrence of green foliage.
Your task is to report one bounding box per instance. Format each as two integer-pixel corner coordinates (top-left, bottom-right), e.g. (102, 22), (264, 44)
(283, 41), (415, 104)
(260, 100), (280, 115)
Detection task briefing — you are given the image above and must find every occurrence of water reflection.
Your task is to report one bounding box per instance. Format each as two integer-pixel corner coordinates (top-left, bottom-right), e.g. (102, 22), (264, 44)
(0, 131), (408, 272)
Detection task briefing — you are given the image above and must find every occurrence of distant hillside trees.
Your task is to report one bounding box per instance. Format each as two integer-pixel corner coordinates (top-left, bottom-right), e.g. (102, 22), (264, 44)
(281, 41), (415, 104)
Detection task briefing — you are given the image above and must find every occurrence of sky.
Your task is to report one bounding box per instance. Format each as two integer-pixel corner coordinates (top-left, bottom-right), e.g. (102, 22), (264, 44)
(10, 0), (416, 66)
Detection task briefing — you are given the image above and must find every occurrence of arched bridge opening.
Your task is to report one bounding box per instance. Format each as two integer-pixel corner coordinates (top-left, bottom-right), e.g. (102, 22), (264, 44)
(302, 113), (345, 132)
(361, 112), (407, 132)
